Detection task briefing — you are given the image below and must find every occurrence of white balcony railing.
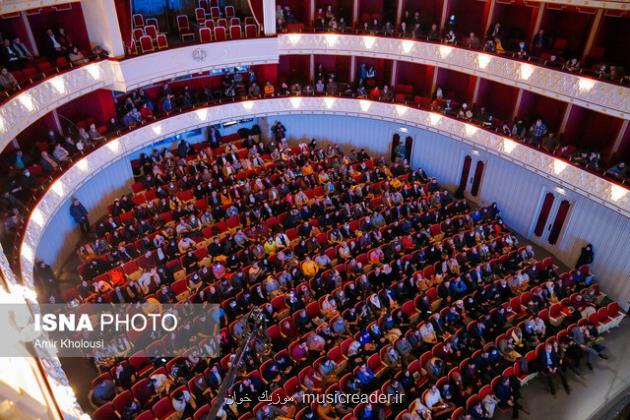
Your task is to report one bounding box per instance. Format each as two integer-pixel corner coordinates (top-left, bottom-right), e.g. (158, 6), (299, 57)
(278, 33), (630, 120)
(21, 97), (630, 291)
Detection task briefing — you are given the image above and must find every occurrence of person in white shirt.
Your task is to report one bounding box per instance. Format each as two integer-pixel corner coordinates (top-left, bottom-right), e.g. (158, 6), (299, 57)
(53, 143), (70, 162)
(137, 268), (159, 295)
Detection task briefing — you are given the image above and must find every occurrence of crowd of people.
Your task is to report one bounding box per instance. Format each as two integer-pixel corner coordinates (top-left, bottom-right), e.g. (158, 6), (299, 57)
(0, 29), (107, 96)
(275, 5), (627, 85)
(2, 70), (628, 268)
(30, 127), (616, 420)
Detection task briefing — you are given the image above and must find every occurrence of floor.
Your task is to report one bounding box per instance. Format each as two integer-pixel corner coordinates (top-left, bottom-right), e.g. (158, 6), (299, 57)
(497, 316), (630, 420)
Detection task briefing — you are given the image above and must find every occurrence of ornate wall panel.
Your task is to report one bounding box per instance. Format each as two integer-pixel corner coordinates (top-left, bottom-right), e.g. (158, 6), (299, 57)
(278, 34), (630, 119)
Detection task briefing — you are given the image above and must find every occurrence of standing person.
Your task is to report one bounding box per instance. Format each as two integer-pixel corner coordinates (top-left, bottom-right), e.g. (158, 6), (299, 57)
(69, 197), (90, 234)
(575, 243), (593, 269)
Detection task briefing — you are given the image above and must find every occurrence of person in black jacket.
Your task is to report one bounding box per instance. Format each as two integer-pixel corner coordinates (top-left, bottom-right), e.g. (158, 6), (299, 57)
(538, 342), (570, 395)
(495, 376), (527, 418)
(69, 197), (90, 234)
(575, 243), (593, 269)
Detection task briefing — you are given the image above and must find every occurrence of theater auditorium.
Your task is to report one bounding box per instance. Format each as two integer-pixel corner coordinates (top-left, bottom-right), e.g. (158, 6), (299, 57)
(0, 0), (629, 419)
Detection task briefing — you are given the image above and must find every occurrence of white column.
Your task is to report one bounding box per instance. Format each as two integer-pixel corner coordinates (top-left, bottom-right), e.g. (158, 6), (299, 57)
(395, 0), (404, 26)
(512, 89), (524, 120)
(262, 0), (277, 35)
(608, 120), (629, 160)
(582, 9), (603, 60)
(471, 77), (481, 105)
(20, 12), (39, 55)
(390, 60), (398, 87)
(350, 56), (356, 83)
(353, 0), (360, 28)
(80, 0), (125, 57)
(531, 3), (545, 44)
(559, 104), (573, 135)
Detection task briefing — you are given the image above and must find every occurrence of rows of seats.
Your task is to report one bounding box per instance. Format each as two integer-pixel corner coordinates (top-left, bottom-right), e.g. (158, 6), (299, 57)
(129, 3), (259, 55)
(75, 133), (624, 420)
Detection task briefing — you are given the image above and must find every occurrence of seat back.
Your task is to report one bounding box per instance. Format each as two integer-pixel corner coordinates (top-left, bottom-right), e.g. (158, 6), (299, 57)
(139, 35), (154, 53)
(145, 24), (158, 39)
(133, 13), (144, 27)
(156, 34), (168, 49)
(177, 14), (190, 31)
(214, 26), (226, 41)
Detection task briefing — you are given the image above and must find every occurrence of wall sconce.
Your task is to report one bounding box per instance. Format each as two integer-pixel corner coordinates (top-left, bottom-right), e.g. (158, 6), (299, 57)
(359, 100), (371, 112)
(195, 108), (208, 121)
(395, 104), (408, 116)
(324, 34), (338, 47)
(520, 63), (534, 80)
(31, 208), (45, 228)
(242, 101), (254, 110)
(502, 138), (517, 154)
(18, 93), (34, 112)
(287, 33), (302, 45)
(323, 97), (335, 109)
(107, 139), (120, 153)
(439, 45), (453, 59)
(610, 184), (628, 202)
(77, 157), (89, 172)
(477, 54), (491, 69)
(51, 179), (65, 197)
(50, 77), (66, 94)
(363, 36), (376, 49)
(20, 243), (34, 264)
(429, 113), (441, 126)
(401, 40), (413, 53)
(290, 97), (302, 108)
(152, 124), (163, 135)
(465, 124), (478, 136)
(578, 77), (595, 93)
(86, 63), (102, 80)
(553, 159), (568, 174)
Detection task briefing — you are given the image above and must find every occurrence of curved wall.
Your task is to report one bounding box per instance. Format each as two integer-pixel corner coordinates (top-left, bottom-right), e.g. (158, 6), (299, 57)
(21, 98), (630, 308)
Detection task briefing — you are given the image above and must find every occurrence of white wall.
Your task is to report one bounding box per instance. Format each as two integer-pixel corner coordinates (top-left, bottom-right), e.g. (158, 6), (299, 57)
(79, 0), (125, 56)
(36, 158), (134, 271)
(273, 114), (630, 309)
(275, 114), (404, 156)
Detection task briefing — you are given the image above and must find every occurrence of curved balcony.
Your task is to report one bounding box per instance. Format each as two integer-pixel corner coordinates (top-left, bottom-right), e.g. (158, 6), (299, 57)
(278, 33), (630, 119)
(2, 33), (628, 153)
(20, 96), (630, 289)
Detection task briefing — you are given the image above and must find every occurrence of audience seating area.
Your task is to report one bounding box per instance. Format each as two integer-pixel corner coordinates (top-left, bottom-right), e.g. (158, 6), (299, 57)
(39, 131), (623, 420)
(128, 3), (259, 55)
(277, 5), (629, 86)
